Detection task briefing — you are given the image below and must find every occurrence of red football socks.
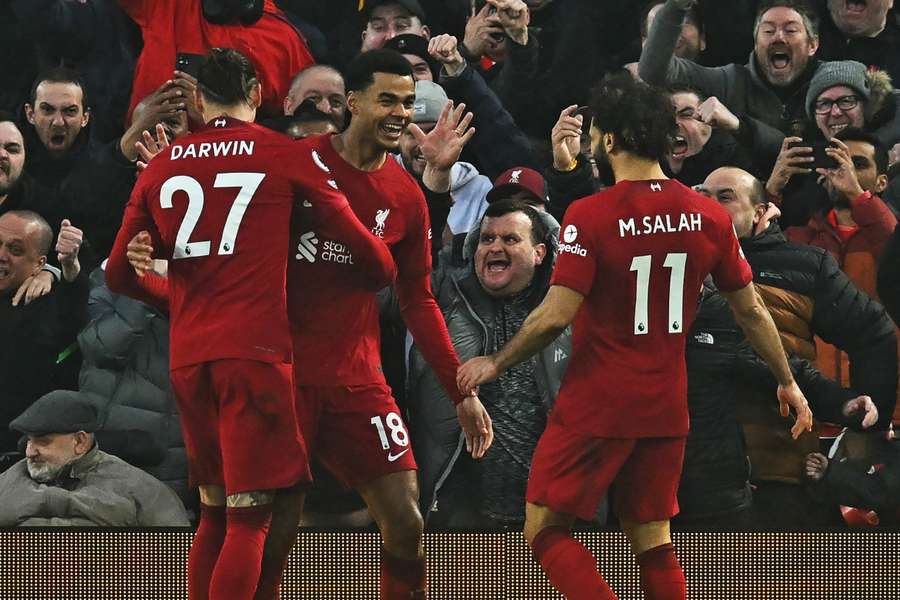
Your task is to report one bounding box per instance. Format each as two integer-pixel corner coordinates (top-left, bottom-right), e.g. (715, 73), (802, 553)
(637, 543), (686, 600)
(188, 504), (226, 600)
(208, 505), (273, 600)
(380, 547), (427, 599)
(531, 526), (618, 600)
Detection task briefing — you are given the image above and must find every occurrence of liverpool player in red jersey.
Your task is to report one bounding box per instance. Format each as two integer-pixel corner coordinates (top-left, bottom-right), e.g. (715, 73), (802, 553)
(248, 49), (494, 600)
(458, 74), (814, 600)
(105, 49), (395, 600)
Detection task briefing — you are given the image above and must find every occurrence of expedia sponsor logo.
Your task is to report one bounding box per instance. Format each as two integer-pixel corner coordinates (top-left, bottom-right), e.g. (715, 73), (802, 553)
(559, 242), (588, 256)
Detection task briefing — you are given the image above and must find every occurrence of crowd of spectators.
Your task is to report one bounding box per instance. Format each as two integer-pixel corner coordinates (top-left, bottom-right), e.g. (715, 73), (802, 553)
(1, 0), (899, 530)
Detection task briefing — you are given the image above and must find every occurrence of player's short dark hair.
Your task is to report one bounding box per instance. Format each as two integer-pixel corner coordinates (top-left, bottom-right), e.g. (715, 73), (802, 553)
(197, 48), (259, 107)
(589, 72), (676, 163)
(483, 199), (548, 246)
(835, 127), (889, 176)
(29, 66), (89, 112)
(754, 0), (818, 39)
(344, 49), (414, 93)
(1, 210), (53, 255)
(639, 0), (703, 39)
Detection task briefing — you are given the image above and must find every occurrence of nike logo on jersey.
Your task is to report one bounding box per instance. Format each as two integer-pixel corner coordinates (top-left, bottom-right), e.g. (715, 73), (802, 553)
(387, 449), (410, 462)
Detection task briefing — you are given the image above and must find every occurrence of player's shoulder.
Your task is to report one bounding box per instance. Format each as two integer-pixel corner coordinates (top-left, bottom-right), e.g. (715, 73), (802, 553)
(381, 154), (427, 205)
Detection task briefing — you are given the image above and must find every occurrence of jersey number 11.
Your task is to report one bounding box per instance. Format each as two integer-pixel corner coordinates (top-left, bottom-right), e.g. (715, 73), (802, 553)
(629, 253), (687, 335)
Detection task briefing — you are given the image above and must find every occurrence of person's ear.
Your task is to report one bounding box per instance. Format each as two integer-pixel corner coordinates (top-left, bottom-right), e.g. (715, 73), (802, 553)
(347, 91), (360, 115)
(874, 173), (888, 195)
(25, 104), (36, 125)
(533, 242), (547, 265)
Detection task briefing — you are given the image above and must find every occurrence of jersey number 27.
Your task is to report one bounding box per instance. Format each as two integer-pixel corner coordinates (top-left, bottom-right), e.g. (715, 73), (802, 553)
(160, 173), (266, 259)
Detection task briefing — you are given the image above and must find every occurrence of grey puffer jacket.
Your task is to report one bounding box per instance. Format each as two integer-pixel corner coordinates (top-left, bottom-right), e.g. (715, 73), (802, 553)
(77, 268), (190, 508)
(407, 212), (570, 525)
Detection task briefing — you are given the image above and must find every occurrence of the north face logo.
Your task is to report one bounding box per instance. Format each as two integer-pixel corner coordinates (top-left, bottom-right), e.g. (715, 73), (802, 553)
(554, 348), (567, 363)
(509, 169), (523, 184)
(295, 231), (319, 262)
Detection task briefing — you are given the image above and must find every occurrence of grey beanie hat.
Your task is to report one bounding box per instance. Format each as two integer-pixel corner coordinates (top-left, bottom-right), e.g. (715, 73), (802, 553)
(412, 80), (448, 124)
(806, 60), (870, 119)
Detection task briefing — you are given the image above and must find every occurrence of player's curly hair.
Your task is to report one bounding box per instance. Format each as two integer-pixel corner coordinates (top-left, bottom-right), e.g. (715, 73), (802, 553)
(197, 48), (259, 107)
(588, 72), (676, 163)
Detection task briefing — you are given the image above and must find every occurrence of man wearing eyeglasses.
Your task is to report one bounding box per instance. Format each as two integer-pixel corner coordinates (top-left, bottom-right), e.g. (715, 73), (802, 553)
(765, 60), (900, 226)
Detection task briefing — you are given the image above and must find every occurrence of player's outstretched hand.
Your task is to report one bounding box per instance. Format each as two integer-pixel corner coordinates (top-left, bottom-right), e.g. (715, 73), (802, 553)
(457, 355), (500, 396)
(777, 380), (814, 440)
(456, 394), (493, 459)
(135, 124), (170, 171)
(127, 231), (155, 277)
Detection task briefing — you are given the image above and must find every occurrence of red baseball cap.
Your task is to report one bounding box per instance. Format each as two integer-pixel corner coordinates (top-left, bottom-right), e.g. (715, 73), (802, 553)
(486, 167), (547, 205)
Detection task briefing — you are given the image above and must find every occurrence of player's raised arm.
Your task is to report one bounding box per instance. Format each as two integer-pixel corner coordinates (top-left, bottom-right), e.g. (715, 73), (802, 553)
(457, 284), (584, 394)
(721, 282), (813, 439)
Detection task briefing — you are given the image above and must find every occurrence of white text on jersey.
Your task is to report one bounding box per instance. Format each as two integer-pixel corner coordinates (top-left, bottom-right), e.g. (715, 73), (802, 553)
(170, 140), (255, 161)
(618, 213), (702, 238)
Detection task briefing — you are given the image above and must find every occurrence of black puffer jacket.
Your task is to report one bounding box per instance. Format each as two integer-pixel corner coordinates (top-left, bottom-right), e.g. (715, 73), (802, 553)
(77, 268), (190, 508)
(738, 223), (897, 483)
(682, 285), (860, 518)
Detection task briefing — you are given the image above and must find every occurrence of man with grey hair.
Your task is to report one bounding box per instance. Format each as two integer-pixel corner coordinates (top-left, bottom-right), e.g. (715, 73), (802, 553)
(283, 64), (347, 128)
(640, 0), (822, 167)
(0, 390), (189, 526)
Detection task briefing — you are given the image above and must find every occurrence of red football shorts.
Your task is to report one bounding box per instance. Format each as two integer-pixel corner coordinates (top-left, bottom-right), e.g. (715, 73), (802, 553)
(527, 413), (686, 523)
(296, 383), (417, 488)
(170, 359), (311, 495)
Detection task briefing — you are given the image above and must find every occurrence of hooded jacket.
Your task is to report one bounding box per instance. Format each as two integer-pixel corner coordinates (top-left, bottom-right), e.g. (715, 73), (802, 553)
(393, 154), (492, 238)
(407, 211), (567, 525)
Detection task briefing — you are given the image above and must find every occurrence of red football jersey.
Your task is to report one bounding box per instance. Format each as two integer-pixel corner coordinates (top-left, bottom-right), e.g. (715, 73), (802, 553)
(288, 135), (432, 386)
(111, 117), (349, 369)
(550, 179), (752, 437)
